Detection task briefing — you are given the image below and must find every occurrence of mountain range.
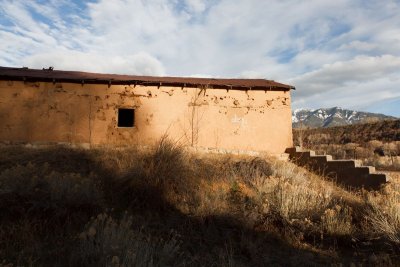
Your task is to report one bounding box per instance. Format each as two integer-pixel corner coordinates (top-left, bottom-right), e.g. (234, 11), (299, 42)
(292, 107), (396, 128)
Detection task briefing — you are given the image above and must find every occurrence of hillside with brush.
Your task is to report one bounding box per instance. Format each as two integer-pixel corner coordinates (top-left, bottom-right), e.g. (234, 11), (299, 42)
(0, 139), (399, 266)
(293, 119), (400, 170)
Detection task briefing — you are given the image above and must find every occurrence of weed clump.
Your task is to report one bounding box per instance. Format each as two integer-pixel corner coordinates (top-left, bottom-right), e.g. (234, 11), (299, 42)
(113, 136), (193, 211)
(365, 184), (400, 244)
(74, 213), (182, 267)
(0, 162), (102, 220)
(249, 160), (332, 221)
(321, 205), (353, 236)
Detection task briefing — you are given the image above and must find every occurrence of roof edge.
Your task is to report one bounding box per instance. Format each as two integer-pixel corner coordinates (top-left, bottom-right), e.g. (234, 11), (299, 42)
(0, 66), (295, 91)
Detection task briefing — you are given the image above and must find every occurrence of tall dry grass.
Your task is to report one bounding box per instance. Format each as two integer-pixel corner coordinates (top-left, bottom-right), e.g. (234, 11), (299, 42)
(365, 183), (400, 244)
(74, 213), (182, 267)
(0, 140), (399, 266)
(248, 160), (332, 221)
(0, 162), (102, 220)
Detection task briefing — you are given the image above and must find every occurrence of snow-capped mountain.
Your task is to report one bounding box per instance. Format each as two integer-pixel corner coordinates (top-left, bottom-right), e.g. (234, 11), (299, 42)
(292, 107), (396, 128)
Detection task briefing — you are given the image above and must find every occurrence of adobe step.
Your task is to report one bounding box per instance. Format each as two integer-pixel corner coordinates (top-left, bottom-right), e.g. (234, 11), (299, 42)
(310, 155), (332, 162)
(285, 146), (389, 189)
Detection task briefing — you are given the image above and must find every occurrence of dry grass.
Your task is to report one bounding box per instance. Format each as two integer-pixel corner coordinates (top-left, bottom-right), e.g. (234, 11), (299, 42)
(364, 181), (400, 244)
(0, 140), (399, 266)
(363, 155), (400, 171)
(321, 205), (353, 236)
(0, 162), (102, 221)
(249, 161), (332, 221)
(74, 213), (182, 267)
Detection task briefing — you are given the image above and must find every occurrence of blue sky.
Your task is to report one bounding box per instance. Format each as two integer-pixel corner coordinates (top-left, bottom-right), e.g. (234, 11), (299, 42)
(0, 0), (399, 117)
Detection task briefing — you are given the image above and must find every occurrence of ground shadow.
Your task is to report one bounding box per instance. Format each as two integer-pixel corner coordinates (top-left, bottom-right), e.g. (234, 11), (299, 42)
(0, 145), (375, 266)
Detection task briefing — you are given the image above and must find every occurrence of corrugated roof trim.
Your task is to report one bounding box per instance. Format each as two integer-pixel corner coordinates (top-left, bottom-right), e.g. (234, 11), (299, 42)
(0, 66), (295, 91)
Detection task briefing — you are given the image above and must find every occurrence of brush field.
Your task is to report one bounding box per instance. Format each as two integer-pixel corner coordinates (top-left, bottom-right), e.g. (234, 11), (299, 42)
(294, 119), (400, 171)
(0, 138), (399, 266)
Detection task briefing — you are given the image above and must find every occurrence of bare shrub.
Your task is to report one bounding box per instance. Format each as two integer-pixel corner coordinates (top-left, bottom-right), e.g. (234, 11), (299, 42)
(322, 144), (347, 159)
(321, 205), (353, 235)
(367, 140), (383, 151)
(95, 147), (143, 175)
(120, 135), (188, 187)
(226, 157), (273, 182)
(364, 155), (400, 171)
(365, 186), (400, 244)
(0, 163), (102, 219)
(75, 213), (182, 267)
(194, 179), (229, 217)
(306, 133), (331, 147)
(108, 135), (203, 213)
(383, 143), (398, 156)
(0, 162), (103, 265)
(250, 160), (332, 220)
(0, 261), (13, 267)
(150, 134), (188, 185)
(270, 160), (307, 183)
(355, 146), (372, 159)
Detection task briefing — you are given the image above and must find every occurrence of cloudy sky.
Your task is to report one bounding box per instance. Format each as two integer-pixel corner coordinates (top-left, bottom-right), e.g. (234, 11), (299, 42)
(0, 0), (399, 116)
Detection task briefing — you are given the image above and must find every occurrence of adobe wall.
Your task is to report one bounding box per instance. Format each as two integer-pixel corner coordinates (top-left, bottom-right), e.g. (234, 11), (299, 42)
(0, 80), (293, 154)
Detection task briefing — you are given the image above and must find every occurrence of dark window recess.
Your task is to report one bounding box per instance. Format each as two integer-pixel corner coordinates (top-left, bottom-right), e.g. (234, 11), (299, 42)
(118, 108), (135, 127)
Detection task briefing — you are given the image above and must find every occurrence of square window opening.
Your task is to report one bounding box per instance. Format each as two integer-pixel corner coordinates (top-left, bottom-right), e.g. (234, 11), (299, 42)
(118, 108), (135, 127)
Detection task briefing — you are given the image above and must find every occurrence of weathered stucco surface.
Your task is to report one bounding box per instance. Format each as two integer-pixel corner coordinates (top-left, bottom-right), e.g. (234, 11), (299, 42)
(0, 80), (293, 154)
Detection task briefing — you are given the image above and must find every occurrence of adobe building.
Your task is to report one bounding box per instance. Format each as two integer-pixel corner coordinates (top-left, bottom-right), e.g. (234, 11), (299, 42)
(0, 67), (295, 155)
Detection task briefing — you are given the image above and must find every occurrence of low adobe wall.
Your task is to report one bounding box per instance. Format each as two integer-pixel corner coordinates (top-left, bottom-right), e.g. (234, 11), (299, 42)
(0, 80), (293, 154)
(286, 147), (389, 189)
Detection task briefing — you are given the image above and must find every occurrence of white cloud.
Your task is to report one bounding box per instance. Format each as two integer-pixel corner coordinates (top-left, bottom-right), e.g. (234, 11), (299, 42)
(292, 77), (400, 113)
(338, 41), (377, 52)
(0, 0), (400, 115)
(184, 0), (207, 13)
(290, 55), (400, 96)
(23, 51), (165, 75)
(240, 71), (265, 79)
(290, 55), (400, 113)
